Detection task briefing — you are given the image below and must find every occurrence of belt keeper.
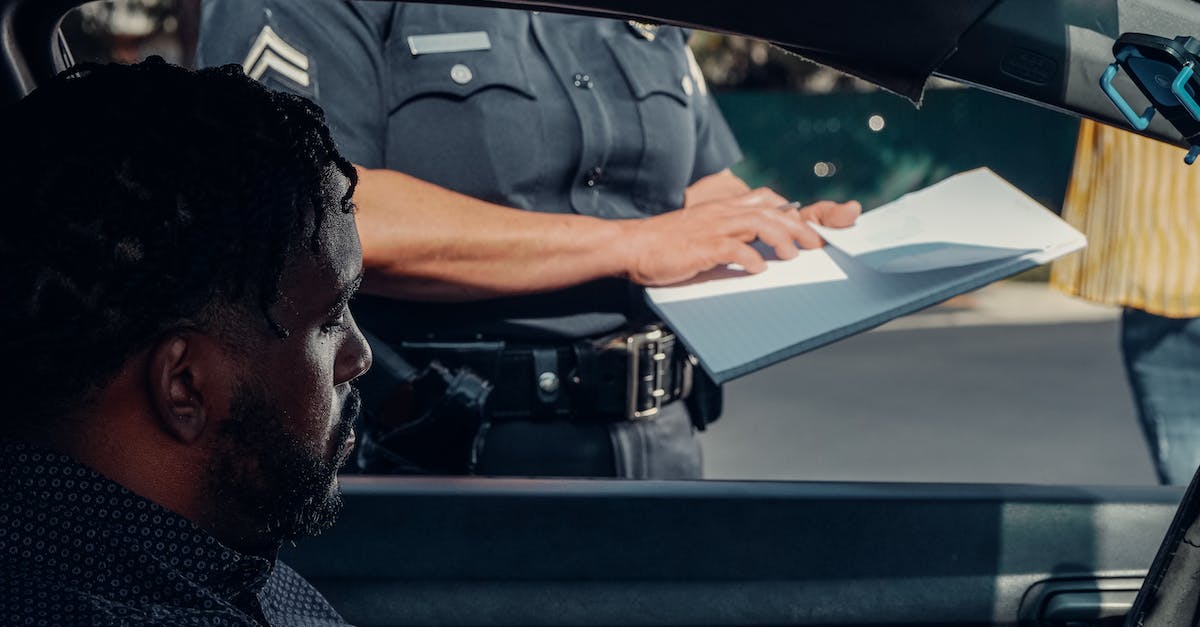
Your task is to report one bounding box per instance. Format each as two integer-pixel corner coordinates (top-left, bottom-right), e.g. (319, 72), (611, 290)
(571, 343), (599, 411)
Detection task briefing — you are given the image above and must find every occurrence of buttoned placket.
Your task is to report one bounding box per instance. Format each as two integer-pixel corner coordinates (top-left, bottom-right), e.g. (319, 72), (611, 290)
(529, 13), (613, 216)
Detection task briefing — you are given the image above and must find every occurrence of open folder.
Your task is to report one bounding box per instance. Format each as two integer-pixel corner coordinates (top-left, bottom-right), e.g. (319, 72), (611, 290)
(645, 168), (1087, 384)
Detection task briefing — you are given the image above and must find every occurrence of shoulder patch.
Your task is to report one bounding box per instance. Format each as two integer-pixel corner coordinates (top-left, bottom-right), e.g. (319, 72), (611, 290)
(243, 25), (311, 88)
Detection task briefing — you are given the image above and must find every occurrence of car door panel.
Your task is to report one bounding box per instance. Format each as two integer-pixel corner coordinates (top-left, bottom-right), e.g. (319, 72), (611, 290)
(283, 479), (1182, 626)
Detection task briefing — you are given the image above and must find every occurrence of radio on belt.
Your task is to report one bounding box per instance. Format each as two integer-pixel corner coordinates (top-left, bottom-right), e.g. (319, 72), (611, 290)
(1101, 33), (1200, 164)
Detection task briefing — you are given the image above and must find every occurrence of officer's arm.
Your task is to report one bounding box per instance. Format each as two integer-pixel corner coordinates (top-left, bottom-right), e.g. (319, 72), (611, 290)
(354, 166), (860, 302)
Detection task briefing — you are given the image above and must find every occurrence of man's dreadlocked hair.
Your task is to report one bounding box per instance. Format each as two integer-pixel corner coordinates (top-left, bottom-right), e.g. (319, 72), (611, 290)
(0, 58), (356, 429)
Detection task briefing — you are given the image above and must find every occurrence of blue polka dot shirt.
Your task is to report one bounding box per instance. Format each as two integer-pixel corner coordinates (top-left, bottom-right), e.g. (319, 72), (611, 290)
(0, 440), (350, 626)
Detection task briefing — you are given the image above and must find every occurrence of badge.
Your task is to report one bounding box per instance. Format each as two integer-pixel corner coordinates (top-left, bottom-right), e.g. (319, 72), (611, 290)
(626, 20), (660, 41)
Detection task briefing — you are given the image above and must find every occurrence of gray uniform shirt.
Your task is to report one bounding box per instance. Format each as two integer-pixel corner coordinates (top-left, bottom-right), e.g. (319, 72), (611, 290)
(198, 0), (743, 341)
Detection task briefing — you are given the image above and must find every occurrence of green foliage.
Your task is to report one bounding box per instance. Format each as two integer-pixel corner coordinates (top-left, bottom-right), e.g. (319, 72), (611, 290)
(718, 88), (1079, 214)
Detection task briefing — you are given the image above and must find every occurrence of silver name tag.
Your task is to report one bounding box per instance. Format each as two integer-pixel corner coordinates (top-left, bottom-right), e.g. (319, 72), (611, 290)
(408, 31), (492, 56)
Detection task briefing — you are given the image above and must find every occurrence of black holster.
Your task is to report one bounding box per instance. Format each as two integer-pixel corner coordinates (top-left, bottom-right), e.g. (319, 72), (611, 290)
(356, 333), (492, 475)
(355, 330), (723, 474)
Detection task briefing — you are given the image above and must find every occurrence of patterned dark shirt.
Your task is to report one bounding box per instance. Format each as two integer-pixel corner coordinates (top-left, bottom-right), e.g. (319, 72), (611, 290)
(0, 440), (349, 626)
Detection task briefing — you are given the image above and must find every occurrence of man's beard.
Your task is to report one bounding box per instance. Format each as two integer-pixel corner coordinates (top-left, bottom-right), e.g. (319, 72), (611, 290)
(206, 381), (361, 547)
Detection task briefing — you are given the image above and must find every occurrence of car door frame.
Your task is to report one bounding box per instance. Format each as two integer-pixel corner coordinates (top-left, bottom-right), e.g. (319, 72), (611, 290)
(1, 1), (1192, 625)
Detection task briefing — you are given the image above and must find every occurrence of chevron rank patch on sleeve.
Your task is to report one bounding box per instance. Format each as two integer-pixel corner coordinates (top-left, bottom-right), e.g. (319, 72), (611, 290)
(243, 25), (310, 88)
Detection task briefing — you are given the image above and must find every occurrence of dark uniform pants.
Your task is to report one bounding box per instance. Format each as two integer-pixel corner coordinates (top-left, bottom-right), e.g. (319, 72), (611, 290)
(475, 402), (702, 478)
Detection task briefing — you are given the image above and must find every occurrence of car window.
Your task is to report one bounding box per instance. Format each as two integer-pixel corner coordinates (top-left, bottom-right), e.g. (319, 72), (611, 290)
(60, 0), (1157, 486)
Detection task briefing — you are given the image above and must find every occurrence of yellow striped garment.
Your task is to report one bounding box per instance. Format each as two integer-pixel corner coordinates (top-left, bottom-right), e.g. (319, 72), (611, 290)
(1050, 118), (1200, 318)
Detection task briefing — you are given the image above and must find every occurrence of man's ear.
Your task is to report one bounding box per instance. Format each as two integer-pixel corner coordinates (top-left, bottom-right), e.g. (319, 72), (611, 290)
(148, 333), (216, 444)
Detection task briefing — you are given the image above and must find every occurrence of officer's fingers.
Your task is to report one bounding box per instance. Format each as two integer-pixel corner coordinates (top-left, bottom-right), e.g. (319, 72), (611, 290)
(714, 212), (780, 243)
(753, 208), (804, 259)
(715, 239), (768, 274)
(714, 210), (815, 253)
(691, 189), (788, 221)
(750, 205), (824, 250)
(819, 200), (862, 228)
(713, 210), (816, 256)
(726, 186), (790, 210)
(799, 200), (862, 228)
(786, 216), (826, 250)
(795, 200), (839, 223)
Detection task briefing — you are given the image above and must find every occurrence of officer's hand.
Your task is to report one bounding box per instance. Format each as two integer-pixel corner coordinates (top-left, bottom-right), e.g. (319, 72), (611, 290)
(618, 188), (861, 287)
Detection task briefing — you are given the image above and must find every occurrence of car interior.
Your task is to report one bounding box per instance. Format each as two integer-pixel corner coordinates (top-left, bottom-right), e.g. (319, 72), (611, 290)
(5, 1), (1200, 625)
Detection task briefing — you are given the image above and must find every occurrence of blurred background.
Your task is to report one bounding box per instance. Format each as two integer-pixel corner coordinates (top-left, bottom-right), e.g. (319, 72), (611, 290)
(61, 0), (1158, 486)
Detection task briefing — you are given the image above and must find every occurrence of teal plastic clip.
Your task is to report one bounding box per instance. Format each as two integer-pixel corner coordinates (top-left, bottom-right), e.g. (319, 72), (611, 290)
(1169, 63), (1200, 163)
(1100, 49), (1155, 130)
(1172, 63), (1200, 120)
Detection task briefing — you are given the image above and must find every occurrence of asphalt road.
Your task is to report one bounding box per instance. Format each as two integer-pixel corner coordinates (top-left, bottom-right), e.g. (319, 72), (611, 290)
(700, 320), (1161, 486)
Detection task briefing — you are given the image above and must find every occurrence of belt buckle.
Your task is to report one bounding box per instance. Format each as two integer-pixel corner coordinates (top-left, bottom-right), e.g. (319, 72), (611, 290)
(625, 325), (683, 421)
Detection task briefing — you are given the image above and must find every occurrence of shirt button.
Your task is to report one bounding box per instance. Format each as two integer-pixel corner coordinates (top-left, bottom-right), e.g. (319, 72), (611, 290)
(450, 64), (473, 85)
(584, 166), (602, 187)
(573, 73), (593, 89)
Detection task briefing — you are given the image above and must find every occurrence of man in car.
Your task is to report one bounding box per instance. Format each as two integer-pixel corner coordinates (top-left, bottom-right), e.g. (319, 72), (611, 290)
(0, 58), (370, 625)
(199, 1), (861, 478)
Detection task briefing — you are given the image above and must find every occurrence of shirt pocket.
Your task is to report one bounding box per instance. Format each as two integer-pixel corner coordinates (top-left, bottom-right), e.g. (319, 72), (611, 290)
(604, 32), (698, 214)
(384, 29), (542, 205)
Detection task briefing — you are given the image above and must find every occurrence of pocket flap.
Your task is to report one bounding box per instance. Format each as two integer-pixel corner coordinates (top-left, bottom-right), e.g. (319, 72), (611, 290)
(390, 37), (537, 107)
(605, 36), (690, 105)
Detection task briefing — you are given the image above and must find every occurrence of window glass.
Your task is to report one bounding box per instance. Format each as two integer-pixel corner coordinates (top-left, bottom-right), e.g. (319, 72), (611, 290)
(61, 0), (1152, 486)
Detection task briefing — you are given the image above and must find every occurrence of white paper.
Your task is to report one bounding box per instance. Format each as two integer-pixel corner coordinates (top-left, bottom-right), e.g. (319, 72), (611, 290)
(812, 168), (1084, 273)
(649, 168), (1084, 305)
(646, 248), (848, 304)
(644, 168), (1088, 382)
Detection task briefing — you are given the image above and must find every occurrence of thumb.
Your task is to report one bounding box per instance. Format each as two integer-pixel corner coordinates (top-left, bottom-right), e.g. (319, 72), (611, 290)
(803, 200), (861, 227)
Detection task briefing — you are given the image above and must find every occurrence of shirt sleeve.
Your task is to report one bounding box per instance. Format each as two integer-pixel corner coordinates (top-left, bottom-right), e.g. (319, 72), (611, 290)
(197, 0), (391, 168)
(684, 43), (744, 183)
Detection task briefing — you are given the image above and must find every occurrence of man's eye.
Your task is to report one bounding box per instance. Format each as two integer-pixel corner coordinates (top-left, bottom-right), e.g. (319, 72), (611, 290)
(321, 310), (349, 333)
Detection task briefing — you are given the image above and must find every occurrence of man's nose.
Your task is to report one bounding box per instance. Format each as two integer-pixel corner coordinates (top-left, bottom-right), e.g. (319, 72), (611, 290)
(337, 312), (372, 383)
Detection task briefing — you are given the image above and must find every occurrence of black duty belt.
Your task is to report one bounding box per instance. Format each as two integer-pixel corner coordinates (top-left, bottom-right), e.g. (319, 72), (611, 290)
(397, 325), (695, 422)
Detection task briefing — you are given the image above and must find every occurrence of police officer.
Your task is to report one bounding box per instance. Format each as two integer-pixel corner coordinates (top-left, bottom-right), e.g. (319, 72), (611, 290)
(198, 1), (860, 478)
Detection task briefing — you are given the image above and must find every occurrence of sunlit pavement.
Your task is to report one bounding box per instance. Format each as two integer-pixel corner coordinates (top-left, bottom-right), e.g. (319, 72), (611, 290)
(877, 282), (1119, 331)
(701, 282), (1161, 485)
